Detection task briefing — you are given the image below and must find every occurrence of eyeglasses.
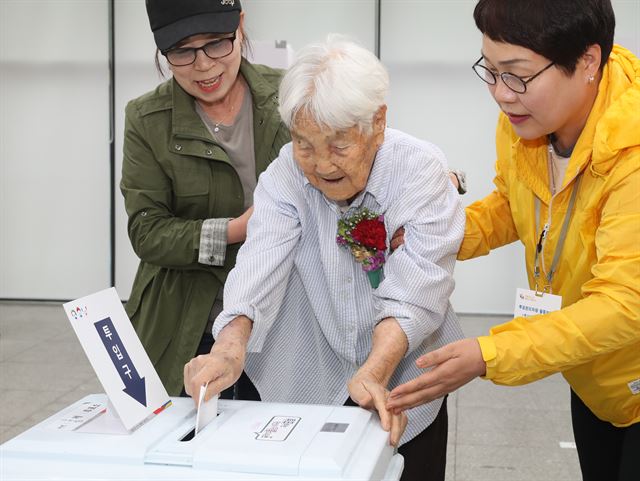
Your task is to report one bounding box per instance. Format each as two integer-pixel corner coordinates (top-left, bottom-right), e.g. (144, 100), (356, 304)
(163, 34), (236, 67)
(472, 56), (555, 94)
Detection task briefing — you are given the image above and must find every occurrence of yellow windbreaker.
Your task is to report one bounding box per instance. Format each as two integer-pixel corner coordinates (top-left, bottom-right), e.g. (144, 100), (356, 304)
(460, 45), (640, 427)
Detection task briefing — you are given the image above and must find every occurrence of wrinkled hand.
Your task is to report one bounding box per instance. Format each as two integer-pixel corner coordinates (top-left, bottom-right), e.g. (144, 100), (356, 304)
(348, 369), (408, 447)
(387, 338), (486, 413)
(184, 346), (245, 406)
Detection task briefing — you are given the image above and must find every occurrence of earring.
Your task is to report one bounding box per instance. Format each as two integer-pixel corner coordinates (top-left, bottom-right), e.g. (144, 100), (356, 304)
(588, 75), (595, 83)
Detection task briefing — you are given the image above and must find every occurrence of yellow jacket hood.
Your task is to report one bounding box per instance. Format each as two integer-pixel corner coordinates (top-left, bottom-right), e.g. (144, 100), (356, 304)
(591, 45), (640, 172)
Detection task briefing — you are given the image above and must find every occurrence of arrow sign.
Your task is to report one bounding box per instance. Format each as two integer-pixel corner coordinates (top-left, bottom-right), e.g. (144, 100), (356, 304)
(94, 317), (147, 407)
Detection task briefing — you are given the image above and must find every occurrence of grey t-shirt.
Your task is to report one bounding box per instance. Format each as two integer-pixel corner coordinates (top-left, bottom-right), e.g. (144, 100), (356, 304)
(196, 85), (257, 210)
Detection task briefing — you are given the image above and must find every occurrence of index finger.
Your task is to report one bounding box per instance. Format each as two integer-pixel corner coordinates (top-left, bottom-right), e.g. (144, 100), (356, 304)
(366, 384), (392, 432)
(416, 344), (453, 368)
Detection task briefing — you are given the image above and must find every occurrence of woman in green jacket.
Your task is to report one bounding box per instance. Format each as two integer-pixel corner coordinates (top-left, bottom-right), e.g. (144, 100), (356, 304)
(120, 0), (290, 396)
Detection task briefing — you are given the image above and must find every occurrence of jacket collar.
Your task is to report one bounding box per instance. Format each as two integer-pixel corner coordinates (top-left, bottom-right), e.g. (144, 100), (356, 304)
(239, 58), (280, 112)
(169, 58), (281, 143)
(240, 59), (283, 176)
(170, 80), (214, 142)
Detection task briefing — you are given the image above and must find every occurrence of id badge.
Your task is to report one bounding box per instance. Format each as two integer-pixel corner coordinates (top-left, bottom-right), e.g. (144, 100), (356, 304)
(514, 288), (562, 318)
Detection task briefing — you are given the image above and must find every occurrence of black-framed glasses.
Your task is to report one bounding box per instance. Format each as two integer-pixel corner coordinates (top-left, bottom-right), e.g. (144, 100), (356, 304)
(163, 34), (236, 67)
(472, 56), (555, 94)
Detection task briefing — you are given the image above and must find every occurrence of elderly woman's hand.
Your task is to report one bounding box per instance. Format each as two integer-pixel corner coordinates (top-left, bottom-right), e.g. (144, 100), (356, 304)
(184, 315), (252, 406)
(183, 346), (245, 406)
(348, 368), (408, 447)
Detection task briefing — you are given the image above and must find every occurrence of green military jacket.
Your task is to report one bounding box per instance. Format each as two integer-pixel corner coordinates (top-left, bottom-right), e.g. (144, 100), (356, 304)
(120, 59), (291, 395)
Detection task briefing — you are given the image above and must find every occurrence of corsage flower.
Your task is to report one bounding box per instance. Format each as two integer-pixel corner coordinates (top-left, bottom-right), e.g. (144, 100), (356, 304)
(336, 208), (387, 288)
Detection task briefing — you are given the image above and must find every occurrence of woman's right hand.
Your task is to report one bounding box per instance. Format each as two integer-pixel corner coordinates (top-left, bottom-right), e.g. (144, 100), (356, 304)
(183, 344), (245, 406)
(184, 315), (253, 405)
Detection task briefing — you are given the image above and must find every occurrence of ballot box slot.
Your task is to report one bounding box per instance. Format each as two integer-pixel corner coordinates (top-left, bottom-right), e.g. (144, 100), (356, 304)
(143, 410), (225, 466)
(179, 426), (196, 442)
(178, 407), (221, 442)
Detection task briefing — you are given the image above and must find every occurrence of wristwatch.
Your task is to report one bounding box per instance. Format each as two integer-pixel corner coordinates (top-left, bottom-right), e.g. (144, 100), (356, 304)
(450, 169), (468, 195)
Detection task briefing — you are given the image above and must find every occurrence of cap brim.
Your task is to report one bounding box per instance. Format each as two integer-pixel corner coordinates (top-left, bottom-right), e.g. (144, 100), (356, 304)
(154, 10), (240, 51)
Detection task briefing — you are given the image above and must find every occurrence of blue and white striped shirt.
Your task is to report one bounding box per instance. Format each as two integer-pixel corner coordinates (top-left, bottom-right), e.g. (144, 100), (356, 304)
(214, 128), (465, 445)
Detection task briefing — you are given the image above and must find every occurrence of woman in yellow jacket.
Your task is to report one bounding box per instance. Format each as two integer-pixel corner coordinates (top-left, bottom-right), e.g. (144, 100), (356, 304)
(388, 1), (639, 479)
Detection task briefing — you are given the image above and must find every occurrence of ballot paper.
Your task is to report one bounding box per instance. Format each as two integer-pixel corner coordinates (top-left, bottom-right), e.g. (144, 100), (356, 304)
(195, 383), (218, 436)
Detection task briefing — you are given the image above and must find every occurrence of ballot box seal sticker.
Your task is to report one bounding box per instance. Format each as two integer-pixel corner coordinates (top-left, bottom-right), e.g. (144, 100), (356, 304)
(321, 422), (349, 433)
(255, 416), (301, 441)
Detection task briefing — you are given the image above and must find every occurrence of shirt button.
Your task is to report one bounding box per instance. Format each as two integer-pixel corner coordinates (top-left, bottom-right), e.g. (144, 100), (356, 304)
(140, 211), (147, 217)
(205, 149), (212, 155)
(174, 144), (182, 151)
(346, 277), (352, 283)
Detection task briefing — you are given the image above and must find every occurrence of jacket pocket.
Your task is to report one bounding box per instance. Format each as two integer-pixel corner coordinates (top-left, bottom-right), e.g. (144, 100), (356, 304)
(172, 167), (210, 218)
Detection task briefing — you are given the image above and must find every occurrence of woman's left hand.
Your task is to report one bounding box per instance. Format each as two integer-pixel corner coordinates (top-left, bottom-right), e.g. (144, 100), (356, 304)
(348, 369), (408, 446)
(390, 227), (405, 252)
(227, 206), (254, 244)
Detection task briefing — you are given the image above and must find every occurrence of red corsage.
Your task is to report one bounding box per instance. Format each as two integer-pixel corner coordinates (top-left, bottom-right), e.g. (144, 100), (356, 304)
(336, 208), (387, 288)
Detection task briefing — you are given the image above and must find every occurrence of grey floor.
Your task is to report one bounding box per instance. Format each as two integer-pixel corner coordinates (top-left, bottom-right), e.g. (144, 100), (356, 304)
(0, 302), (582, 481)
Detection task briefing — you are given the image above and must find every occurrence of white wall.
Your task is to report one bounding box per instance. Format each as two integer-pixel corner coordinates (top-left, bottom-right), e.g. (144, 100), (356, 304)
(2, 1), (638, 314)
(113, 0), (160, 301)
(0, 1), (110, 299)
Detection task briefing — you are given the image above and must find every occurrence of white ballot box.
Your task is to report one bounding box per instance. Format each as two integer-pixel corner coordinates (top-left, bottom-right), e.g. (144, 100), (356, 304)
(0, 394), (404, 481)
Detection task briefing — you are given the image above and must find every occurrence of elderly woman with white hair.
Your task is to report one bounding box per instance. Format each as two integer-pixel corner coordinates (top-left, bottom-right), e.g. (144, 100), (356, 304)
(184, 36), (465, 481)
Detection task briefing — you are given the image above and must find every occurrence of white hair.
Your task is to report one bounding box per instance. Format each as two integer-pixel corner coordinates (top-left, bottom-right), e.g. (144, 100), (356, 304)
(278, 35), (389, 134)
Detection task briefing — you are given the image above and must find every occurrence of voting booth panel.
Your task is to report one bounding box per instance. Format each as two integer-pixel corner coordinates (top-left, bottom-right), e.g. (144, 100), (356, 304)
(0, 395), (403, 481)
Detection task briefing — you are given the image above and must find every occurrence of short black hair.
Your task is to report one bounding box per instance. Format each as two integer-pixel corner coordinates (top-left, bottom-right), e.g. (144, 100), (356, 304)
(473, 0), (615, 74)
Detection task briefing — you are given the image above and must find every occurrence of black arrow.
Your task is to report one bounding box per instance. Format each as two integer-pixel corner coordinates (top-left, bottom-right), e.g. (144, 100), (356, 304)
(94, 317), (147, 406)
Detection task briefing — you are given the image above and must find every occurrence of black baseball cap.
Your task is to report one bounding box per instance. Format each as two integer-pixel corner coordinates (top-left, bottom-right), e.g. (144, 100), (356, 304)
(146, 0), (242, 51)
